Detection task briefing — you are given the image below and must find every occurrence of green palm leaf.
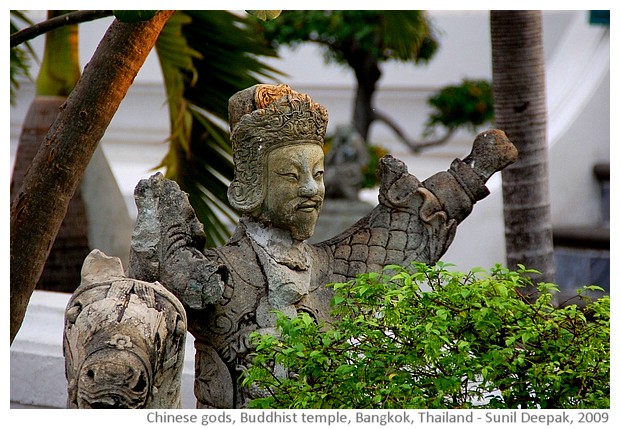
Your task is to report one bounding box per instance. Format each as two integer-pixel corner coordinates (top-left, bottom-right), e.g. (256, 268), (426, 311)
(10, 10), (37, 104)
(156, 10), (281, 248)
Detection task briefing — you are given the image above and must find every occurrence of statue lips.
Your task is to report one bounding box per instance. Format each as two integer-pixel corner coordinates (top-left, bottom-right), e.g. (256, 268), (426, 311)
(296, 198), (323, 213)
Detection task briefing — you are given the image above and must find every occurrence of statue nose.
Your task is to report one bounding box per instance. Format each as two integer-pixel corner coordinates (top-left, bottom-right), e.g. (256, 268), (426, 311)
(76, 348), (151, 409)
(299, 178), (319, 197)
(81, 361), (148, 393)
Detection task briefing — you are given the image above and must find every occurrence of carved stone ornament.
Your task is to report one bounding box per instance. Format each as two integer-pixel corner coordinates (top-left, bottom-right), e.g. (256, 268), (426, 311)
(127, 84), (518, 408)
(64, 249), (187, 408)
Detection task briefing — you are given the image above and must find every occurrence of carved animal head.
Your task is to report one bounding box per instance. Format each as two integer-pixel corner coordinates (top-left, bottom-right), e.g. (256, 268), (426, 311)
(64, 250), (187, 408)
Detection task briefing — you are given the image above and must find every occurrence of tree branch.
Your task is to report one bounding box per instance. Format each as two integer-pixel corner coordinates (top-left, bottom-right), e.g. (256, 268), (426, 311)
(10, 10), (114, 48)
(371, 109), (455, 153)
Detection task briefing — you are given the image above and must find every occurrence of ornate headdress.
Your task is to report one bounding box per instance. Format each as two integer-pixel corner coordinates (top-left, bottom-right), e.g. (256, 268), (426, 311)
(227, 84), (329, 214)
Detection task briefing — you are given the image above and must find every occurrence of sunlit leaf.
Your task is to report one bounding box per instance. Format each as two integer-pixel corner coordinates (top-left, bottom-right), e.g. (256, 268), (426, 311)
(246, 10), (282, 21)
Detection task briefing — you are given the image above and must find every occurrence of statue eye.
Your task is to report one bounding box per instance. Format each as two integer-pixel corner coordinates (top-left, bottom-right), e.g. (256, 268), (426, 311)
(278, 172), (298, 181)
(314, 170), (324, 179)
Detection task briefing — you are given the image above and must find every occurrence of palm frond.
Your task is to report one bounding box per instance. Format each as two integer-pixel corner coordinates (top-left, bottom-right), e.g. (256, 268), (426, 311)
(10, 10), (38, 104)
(382, 11), (439, 62)
(156, 10), (281, 248)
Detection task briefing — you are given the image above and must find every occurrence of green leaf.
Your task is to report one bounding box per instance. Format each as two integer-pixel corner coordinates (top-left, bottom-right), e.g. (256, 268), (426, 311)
(246, 10), (282, 21)
(331, 295), (346, 306)
(496, 283), (508, 298)
(335, 364), (356, 376)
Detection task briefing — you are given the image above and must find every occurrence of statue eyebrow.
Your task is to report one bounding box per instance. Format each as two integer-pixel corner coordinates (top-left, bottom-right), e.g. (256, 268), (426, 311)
(276, 156), (306, 172)
(274, 163), (300, 174)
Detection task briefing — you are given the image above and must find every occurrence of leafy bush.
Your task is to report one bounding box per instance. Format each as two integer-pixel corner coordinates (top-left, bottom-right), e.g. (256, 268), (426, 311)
(242, 262), (609, 409)
(425, 79), (494, 135)
(361, 144), (390, 189)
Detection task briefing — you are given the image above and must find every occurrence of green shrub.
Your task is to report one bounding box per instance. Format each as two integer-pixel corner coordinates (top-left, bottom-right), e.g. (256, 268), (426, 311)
(361, 144), (390, 189)
(242, 262), (609, 409)
(425, 79), (494, 135)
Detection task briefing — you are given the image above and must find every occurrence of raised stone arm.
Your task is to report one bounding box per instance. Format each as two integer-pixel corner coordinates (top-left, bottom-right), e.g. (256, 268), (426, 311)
(422, 129), (518, 221)
(128, 173), (226, 310)
(319, 129), (518, 281)
(463, 129), (519, 182)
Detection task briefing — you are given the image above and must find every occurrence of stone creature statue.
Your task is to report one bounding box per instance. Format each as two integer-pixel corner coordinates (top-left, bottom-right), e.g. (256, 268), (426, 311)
(324, 124), (370, 200)
(64, 249), (187, 408)
(127, 83), (518, 408)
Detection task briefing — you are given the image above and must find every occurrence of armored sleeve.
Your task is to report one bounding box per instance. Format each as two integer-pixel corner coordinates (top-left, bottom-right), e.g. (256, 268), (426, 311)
(318, 154), (492, 283)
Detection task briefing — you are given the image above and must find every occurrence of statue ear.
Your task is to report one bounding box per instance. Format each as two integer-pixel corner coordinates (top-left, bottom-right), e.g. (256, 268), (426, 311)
(80, 249), (124, 286)
(228, 178), (264, 214)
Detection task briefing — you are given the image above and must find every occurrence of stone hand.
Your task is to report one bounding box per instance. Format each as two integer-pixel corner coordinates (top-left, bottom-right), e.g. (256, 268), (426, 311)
(130, 173), (225, 309)
(462, 129), (518, 182)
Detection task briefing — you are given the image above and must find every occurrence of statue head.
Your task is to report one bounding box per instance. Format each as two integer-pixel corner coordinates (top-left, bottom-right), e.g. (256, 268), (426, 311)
(227, 84), (329, 240)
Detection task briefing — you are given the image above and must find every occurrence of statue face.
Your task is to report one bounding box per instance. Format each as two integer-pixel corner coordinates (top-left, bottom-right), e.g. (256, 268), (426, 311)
(260, 144), (325, 241)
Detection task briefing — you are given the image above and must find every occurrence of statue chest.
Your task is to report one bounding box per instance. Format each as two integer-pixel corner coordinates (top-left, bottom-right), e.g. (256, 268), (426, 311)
(193, 277), (334, 358)
(189, 240), (335, 365)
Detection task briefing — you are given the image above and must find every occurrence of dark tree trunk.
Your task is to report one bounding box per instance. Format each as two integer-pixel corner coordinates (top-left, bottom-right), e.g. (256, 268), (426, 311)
(491, 11), (556, 285)
(348, 51), (382, 142)
(10, 10), (175, 344)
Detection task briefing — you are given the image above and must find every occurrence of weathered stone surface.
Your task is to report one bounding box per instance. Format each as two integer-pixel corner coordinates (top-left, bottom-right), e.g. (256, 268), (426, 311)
(127, 84), (518, 408)
(64, 249), (187, 408)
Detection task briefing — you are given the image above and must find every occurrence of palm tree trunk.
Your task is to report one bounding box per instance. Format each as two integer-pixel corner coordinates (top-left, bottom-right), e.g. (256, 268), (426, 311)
(11, 96), (91, 293)
(490, 10), (556, 285)
(11, 11), (89, 294)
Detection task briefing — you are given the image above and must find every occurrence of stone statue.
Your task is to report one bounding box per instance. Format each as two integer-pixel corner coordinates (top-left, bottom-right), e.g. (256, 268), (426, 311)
(64, 249), (187, 408)
(127, 83), (518, 408)
(324, 124), (370, 200)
